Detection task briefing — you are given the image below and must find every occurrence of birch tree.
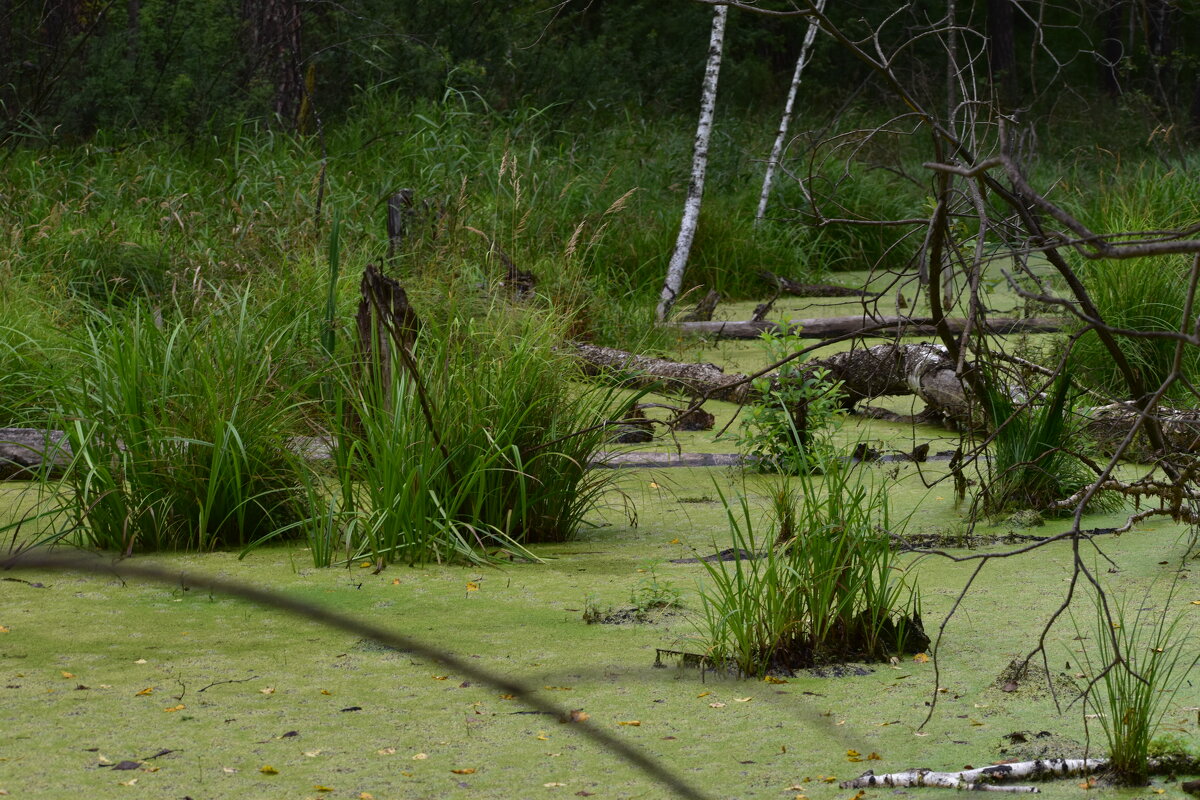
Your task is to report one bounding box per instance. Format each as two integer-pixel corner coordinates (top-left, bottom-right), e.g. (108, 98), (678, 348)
(656, 6), (728, 323)
(754, 0), (825, 225)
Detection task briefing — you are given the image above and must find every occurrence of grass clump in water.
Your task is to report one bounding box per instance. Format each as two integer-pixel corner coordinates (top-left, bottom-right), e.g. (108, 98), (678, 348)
(45, 293), (314, 553)
(305, 304), (635, 567)
(978, 373), (1117, 519)
(1077, 583), (1200, 785)
(695, 462), (926, 677)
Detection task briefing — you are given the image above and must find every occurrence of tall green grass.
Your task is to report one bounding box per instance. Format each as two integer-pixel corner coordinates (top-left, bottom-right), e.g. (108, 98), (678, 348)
(301, 305), (636, 567)
(1059, 161), (1200, 401)
(45, 294), (315, 552)
(695, 462), (925, 676)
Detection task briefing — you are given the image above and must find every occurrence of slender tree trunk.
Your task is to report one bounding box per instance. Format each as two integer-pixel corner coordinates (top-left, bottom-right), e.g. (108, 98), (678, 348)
(755, 0), (824, 225)
(945, 0), (957, 121)
(243, 0), (303, 126)
(1100, 0), (1125, 97)
(1144, 0), (1174, 108)
(986, 0), (1017, 108)
(657, 5), (727, 323)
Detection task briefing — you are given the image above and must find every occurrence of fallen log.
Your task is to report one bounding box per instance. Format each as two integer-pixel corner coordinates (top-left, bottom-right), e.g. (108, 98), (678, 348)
(670, 314), (1063, 340)
(570, 341), (969, 418)
(570, 343), (1200, 459)
(842, 753), (1200, 792)
(840, 759), (1106, 792)
(0, 428), (69, 479)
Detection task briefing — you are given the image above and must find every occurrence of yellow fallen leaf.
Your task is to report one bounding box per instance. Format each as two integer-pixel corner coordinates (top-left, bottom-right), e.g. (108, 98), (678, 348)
(451, 768), (476, 775)
(848, 757), (863, 762)
(794, 795), (808, 800)
(61, 671), (75, 678)
(1152, 790), (1166, 795)
(377, 748), (396, 755)
(764, 676), (788, 684)
(649, 482), (660, 489)
(97, 756), (113, 766)
(391, 578), (400, 585)
(697, 691), (711, 698)
(787, 786), (806, 792)
(358, 794), (375, 799)
(567, 710), (590, 723)
(313, 785), (334, 792)
(868, 752), (882, 760)
(544, 782), (567, 787)
(912, 653), (930, 663)
(734, 697), (752, 702)
(499, 694), (515, 700)
(821, 775), (838, 783)
(432, 675), (448, 680)
(118, 778), (137, 786)
(259, 687), (275, 695)
(411, 753), (427, 760)
(618, 720), (641, 726)
(537, 733), (550, 741)
(134, 658), (147, 664)
(669, 538), (681, 544)
(0, 626), (9, 633)
(163, 704), (185, 712)
(400, 771), (412, 777)
(321, 689), (332, 695)
(135, 687), (153, 696)
(846, 750), (860, 758)
(260, 765), (279, 775)
(359, 561), (373, 568)
(466, 582), (480, 592)
(849, 791), (866, 800)
(221, 767), (237, 774)
(304, 750), (322, 757)
(709, 702), (726, 708)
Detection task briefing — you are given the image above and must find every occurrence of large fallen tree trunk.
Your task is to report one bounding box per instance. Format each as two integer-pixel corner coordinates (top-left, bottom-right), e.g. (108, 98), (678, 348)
(570, 342), (1200, 459)
(571, 341), (971, 418)
(670, 314), (1062, 340)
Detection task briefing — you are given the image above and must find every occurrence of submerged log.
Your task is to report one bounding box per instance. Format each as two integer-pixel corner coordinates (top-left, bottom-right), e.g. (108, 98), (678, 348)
(0, 428), (69, 479)
(758, 270), (881, 298)
(670, 314), (1063, 340)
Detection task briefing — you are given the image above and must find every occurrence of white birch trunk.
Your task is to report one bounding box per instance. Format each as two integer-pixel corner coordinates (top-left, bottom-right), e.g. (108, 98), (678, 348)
(840, 759), (1108, 792)
(755, 0), (825, 224)
(657, 6), (727, 323)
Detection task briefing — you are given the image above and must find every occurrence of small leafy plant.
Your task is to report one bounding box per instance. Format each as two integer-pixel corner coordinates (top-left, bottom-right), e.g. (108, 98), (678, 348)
(736, 329), (845, 474)
(630, 564), (683, 614)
